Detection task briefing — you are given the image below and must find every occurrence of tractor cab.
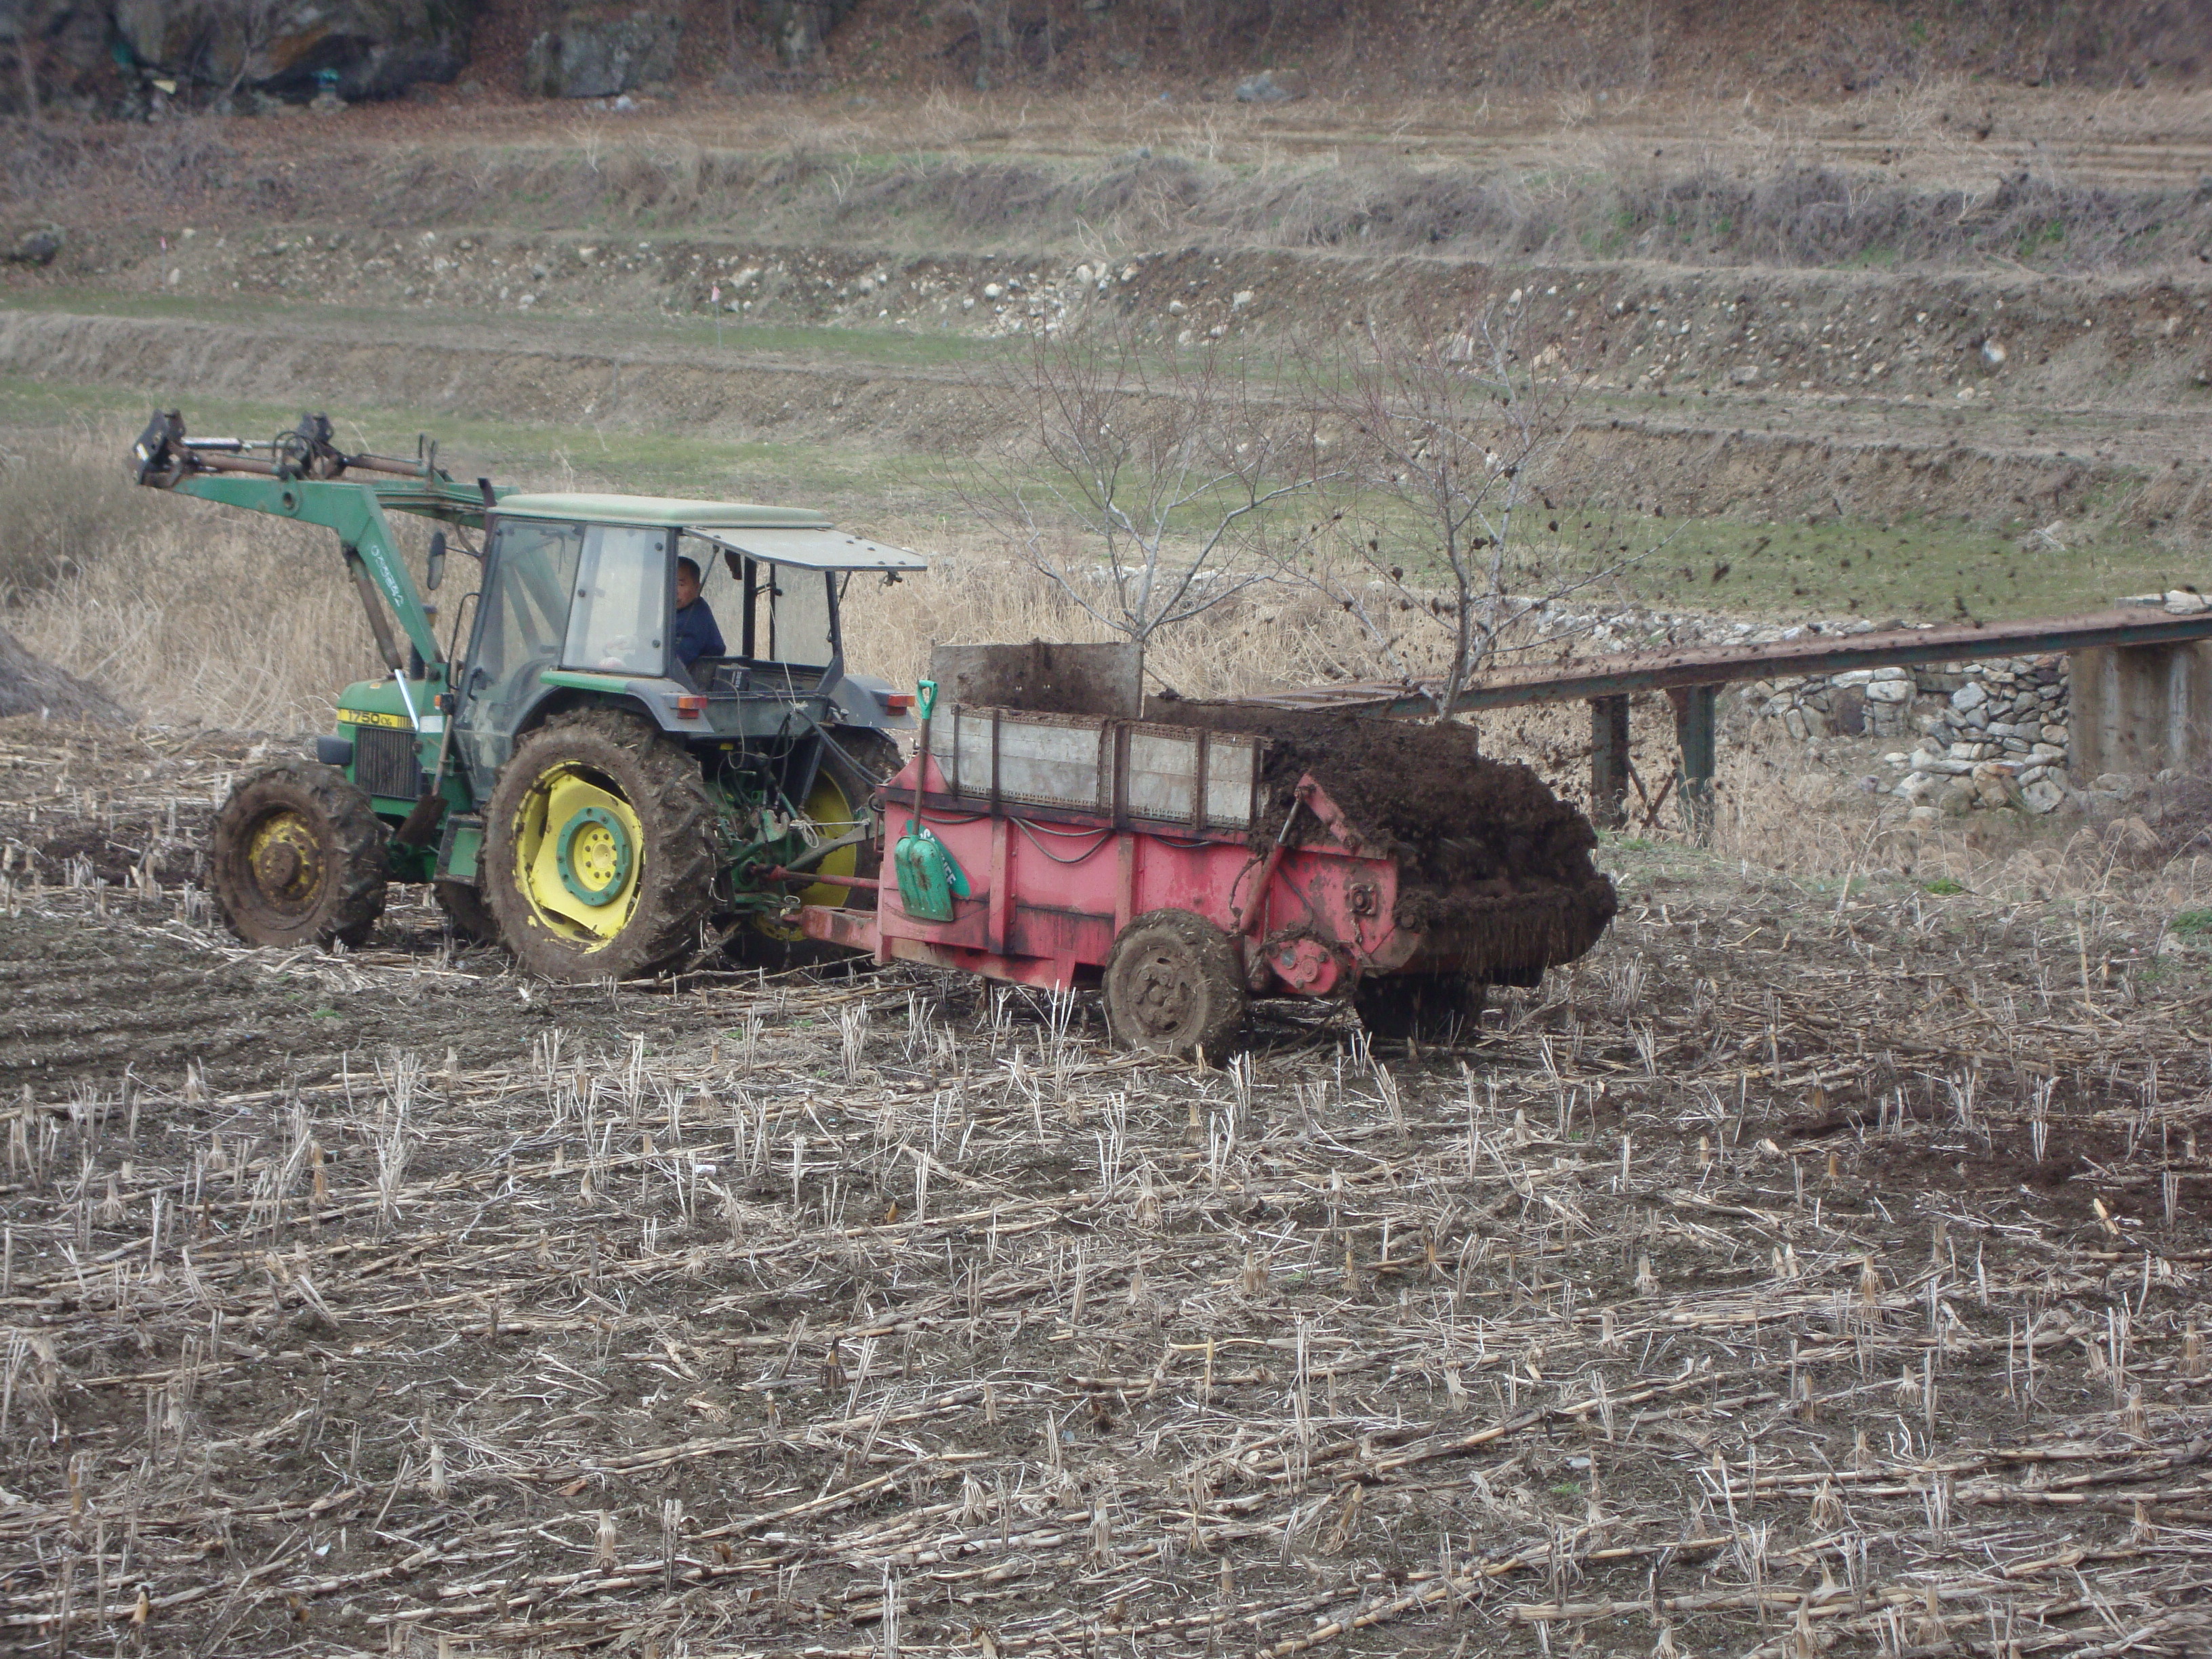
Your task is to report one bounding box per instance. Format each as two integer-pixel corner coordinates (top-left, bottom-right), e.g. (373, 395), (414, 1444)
(452, 494), (926, 791)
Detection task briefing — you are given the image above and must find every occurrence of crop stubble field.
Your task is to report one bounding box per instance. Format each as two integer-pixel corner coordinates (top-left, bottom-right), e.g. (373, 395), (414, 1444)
(2, 717), (2210, 1657)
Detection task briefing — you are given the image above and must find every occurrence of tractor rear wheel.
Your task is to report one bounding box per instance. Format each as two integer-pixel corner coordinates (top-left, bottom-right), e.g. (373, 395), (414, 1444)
(1103, 909), (1248, 1059)
(1354, 972), (1487, 1043)
(210, 762), (387, 948)
(735, 726), (903, 969)
(795, 728), (902, 911)
(483, 710), (720, 982)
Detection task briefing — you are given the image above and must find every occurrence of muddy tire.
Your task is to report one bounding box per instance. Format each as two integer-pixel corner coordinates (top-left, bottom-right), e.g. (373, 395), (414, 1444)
(209, 762), (387, 949)
(483, 709), (720, 982)
(1355, 972), (1487, 1043)
(1103, 908), (1248, 1059)
(432, 878), (499, 945)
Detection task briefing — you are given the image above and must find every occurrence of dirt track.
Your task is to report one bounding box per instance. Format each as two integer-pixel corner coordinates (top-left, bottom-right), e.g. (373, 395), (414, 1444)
(3, 720), (2210, 1656)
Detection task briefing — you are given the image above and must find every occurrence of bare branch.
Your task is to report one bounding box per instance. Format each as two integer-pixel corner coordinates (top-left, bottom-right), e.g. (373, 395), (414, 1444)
(1279, 306), (1675, 718)
(949, 322), (1333, 674)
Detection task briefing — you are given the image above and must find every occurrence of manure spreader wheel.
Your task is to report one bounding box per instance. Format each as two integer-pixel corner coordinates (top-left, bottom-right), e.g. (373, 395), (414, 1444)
(1103, 908), (1248, 1058)
(483, 709), (720, 982)
(210, 761), (388, 948)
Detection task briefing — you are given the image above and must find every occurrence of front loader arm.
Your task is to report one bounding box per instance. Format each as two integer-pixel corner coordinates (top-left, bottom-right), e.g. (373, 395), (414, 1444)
(131, 410), (505, 675)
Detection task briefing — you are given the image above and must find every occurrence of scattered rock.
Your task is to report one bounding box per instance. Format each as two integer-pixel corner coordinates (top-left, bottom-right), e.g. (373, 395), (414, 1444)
(2, 227), (62, 267)
(113, 0), (481, 102)
(1234, 70), (1294, 103)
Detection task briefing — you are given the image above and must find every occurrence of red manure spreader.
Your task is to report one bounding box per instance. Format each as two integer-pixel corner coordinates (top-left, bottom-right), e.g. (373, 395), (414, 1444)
(794, 663), (1616, 1055)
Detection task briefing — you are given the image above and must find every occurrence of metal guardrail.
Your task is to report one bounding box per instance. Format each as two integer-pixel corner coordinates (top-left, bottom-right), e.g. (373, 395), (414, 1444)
(1229, 603), (2212, 837)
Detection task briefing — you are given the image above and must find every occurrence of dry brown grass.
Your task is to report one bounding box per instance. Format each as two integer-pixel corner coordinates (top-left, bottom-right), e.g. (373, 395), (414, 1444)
(3, 418), (2192, 916)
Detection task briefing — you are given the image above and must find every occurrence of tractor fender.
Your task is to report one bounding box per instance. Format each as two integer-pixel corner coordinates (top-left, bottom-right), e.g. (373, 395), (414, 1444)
(511, 680), (670, 746)
(831, 670), (918, 732)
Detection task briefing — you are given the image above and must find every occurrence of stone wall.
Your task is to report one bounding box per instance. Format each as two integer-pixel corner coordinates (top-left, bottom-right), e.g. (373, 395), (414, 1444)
(1742, 654), (2075, 813)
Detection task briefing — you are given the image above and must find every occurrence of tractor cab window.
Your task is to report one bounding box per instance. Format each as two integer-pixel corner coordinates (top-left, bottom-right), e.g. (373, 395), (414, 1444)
(457, 517), (583, 783)
(690, 541), (840, 670)
(565, 526), (672, 678)
(769, 566), (836, 667)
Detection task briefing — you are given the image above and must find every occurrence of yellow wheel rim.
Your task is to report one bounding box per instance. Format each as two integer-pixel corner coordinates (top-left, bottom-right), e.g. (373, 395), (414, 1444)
(245, 808), (324, 903)
(511, 762), (647, 946)
(797, 771), (864, 909)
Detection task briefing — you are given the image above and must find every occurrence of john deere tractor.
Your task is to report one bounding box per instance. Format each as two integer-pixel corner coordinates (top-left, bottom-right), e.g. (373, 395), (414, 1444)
(133, 411), (924, 980)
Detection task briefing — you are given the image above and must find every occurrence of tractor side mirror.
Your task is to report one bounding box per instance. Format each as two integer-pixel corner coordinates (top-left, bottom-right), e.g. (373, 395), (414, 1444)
(425, 531), (447, 592)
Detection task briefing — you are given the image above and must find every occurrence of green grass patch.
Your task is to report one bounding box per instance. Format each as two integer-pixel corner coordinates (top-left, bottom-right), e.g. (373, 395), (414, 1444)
(1546, 508), (2181, 626)
(1921, 878), (1967, 896)
(2, 293), (2186, 623)
(2171, 909), (2212, 935)
(0, 372), (950, 512)
(2, 288), (996, 371)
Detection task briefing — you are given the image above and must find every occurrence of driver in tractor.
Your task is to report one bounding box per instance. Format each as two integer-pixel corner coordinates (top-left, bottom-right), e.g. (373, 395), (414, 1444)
(672, 555), (724, 669)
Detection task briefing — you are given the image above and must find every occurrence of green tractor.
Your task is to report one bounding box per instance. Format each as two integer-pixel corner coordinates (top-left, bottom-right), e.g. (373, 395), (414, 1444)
(134, 411), (925, 980)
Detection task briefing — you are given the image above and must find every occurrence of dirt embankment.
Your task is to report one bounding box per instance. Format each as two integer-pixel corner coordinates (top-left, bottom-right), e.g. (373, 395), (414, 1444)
(28, 222), (2212, 406)
(0, 628), (131, 723)
(3, 268), (2202, 542)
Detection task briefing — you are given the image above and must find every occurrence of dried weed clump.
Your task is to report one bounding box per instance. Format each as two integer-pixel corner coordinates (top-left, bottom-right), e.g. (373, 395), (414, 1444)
(343, 116), (2212, 274)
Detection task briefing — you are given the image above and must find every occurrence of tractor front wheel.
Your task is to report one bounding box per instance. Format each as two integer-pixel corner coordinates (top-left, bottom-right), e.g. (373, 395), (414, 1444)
(1103, 909), (1248, 1059)
(432, 879), (499, 945)
(483, 710), (720, 982)
(210, 762), (388, 948)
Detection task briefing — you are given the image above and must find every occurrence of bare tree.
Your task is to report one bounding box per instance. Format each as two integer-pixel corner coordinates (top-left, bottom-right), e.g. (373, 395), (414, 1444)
(955, 321), (1332, 678)
(1286, 310), (1668, 718)
(953, 0), (1015, 89)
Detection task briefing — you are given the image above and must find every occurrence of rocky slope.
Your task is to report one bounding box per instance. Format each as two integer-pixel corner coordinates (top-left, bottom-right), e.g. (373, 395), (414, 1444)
(6, 0), (2205, 116)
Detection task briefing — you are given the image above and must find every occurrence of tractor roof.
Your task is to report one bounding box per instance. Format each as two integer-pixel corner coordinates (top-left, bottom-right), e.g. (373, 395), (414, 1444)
(493, 493), (926, 571)
(495, 493), (831, 530)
